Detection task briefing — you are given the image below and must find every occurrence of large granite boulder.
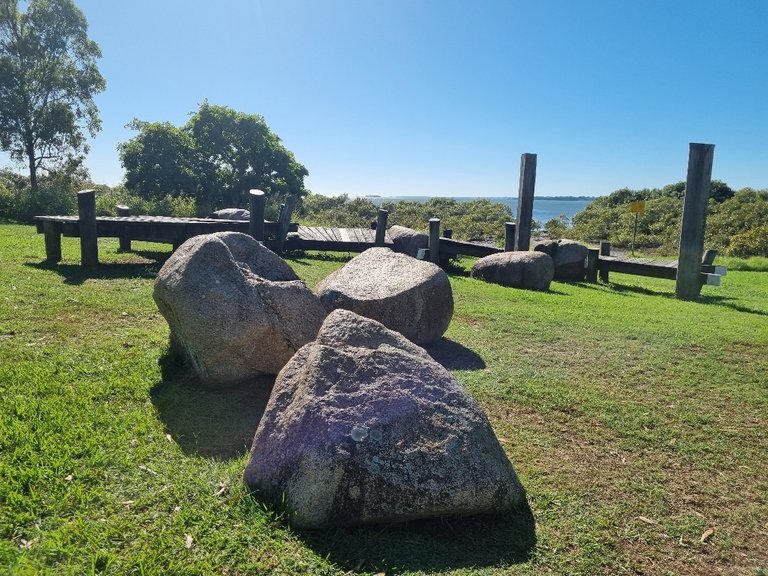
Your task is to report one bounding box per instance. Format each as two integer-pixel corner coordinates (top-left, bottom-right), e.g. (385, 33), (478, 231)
(210, 208), (250, 220)
(388, 225), (429, 258)
(244, 309), (527, 528)
(471, 251), (554, 291)
(314, 247), (453, 345)
(153, 232), (326, 387)
(533, 239), (588, 281)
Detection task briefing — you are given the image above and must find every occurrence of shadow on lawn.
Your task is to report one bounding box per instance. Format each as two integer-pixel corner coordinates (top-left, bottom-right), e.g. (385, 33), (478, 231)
(298, 502), (536, 573)
(425, 338), (486, 370)
(583, 280), (768, 316)
(28, 249), (170, 285)
(150, 351), (273, 460)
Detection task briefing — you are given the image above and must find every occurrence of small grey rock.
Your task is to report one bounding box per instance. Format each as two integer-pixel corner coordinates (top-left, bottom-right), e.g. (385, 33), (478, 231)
(534, 239), (588, 281)
(210, 208), (250, 220)
(471, 251), (554, 291)
(388, 225), (429, 258)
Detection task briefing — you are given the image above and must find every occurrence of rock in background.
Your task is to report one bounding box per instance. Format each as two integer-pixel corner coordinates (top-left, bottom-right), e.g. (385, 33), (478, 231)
(471, 251), (554, 291)
(153, 232), (326, 387)
(244, 309), (528, 528)
(314, 247), (453, 345)
(388, 225), (429, 258)
(209, 208), (250, 220)
(533, 239), (588, 281)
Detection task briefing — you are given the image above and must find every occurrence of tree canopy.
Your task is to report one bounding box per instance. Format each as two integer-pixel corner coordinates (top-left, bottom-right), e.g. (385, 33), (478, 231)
(0, 0), (105, 192)
(119, 103), (309, 214)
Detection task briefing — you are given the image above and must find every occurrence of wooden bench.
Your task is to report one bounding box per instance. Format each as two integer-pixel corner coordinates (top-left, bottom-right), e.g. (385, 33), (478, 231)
(35, 189), (294, 266)
(586, 242), (726, 286)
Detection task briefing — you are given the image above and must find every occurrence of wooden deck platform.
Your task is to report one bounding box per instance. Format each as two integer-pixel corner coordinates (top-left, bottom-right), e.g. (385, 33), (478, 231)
(286, 226), (392, 252)
(34, 214), (279, 243)
(34, 214), (391, 263)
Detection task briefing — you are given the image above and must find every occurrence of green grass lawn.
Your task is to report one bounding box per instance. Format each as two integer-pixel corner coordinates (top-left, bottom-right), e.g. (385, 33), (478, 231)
(1, 223), (766, 575)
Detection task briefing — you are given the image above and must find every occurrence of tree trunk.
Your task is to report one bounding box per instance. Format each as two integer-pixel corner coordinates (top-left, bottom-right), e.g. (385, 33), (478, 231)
(26, 139), (37, 194)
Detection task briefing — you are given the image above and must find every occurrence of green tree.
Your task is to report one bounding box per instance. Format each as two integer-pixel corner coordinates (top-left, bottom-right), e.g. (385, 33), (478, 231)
(119, 103), (309, 214)
(119, 120), (198, 200)
(0, 0), (105, 193)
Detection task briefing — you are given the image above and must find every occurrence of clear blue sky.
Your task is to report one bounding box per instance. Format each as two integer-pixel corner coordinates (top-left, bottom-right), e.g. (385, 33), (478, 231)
(10, 0), (768, 197)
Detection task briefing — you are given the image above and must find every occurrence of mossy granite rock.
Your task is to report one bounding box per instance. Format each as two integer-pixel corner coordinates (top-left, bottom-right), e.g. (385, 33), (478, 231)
(244, 309), (528, 528)
(314, 247), (453, 345)
(471, 251), (554, 291)
(153, 232), (326, 387)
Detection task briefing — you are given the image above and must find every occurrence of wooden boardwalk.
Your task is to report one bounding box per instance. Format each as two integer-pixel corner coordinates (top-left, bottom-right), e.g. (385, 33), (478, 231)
(34, 214), (392, 263)
(287, 226), (392, 252)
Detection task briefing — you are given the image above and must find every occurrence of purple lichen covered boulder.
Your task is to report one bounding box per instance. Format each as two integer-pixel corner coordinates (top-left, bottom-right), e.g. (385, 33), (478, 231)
(244, 309), (527, 528)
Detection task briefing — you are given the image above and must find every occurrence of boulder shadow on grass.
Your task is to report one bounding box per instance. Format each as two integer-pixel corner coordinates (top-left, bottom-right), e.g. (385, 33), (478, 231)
(150, 350), (273, 460)
(424, 338), (486, 371)
(298, 501), (536, 574)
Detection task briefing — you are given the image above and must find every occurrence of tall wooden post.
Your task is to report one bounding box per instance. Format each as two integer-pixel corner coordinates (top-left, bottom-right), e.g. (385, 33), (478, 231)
(249, 189), (265, 242)
(514, 153), (537, 251)
(116, 205), (131, 251)
(428, 218), (441, 264)
(375, 209), (389, 246)
(676, 143), (715, 300)
(77, 189), (98, 268)
(504, 222), (516, 251)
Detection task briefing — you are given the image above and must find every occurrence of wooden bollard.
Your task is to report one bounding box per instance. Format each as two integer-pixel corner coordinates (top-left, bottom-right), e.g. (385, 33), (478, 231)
(676, 143), (715, 300)
(504, 222), (516, 251)
(428, 218), (441, 264)
(701, 248), (717, 266)
(116, 205), (131, 251)
(599, 241), (611, 283)
(274, 195), (296, 255)
(514, 153), (537, 251)
(375, 209), (388, 246)
(249, 189), (265, 242)
(586, 248), (599, 282)
(77, 189), (98, 268)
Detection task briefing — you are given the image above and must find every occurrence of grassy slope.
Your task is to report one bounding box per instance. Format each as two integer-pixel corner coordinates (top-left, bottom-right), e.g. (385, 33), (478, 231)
(1, 224), (766, 575)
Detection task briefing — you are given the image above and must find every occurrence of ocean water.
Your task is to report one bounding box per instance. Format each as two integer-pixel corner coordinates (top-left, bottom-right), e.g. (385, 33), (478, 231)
(367, 196), (594, 224)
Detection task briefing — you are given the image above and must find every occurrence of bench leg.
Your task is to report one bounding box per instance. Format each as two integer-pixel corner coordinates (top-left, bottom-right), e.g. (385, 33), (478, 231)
(43, 221), (62, 262)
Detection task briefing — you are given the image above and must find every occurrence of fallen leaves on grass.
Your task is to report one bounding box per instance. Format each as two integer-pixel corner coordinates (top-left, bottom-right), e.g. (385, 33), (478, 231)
(700, 528), (715, 543)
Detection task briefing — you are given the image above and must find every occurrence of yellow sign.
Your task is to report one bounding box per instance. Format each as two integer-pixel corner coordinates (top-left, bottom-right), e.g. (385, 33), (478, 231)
(630, 201), (646, 214)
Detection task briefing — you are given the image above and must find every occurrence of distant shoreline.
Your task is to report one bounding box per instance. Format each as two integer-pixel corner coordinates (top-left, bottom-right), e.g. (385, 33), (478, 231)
(357, 195), (595, 222)
(360, 195), (596, 201)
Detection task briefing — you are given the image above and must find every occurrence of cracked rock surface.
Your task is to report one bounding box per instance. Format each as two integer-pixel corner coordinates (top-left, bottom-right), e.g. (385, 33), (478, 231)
(153, 232), (326, 387)
(244, 309), (527, 528)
